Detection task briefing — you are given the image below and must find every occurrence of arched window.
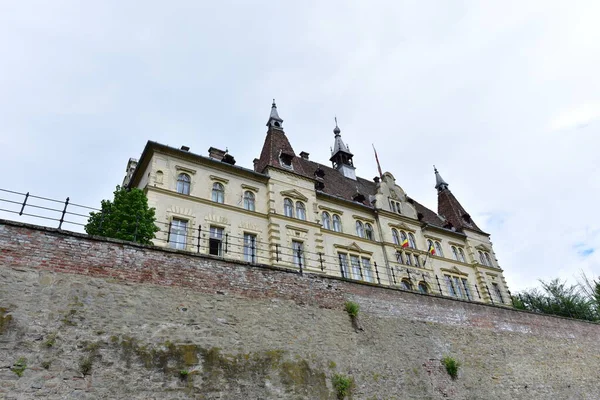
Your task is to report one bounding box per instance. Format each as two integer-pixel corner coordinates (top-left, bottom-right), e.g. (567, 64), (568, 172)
(365, 223), (374, 240)
(435, 241), (444, 258)
(479, 251), (486, 265)
(408, 233), (417, 249)
(296, 201), (306, 220)
(392, 229), (400, 245)
(211, 182), (224, 203)
(400, 231), (408, 247)
(485, 253), (492, 266)
(458, 248), (466, 263)
(322, 212), (331, 230)
(284, 198), (294, 218)
(332, 214), (342, 232)
(177, 173), (191, 195)
(400, 279), (413, 291)
(243, 191), (255, 211)
(451, 246), (459, 261)
(427, 239), (434, 253)
(355, 221), (364, 238)
(418, 282), (429, 294)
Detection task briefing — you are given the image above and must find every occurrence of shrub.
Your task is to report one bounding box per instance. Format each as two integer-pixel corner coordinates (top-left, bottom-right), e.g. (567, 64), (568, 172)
(442, 356), (460, 379)
(79, 357), (93, 375)
(11, 357), (27, 377)
(332, 373), (354, 399)
(344, 301), (359, 318)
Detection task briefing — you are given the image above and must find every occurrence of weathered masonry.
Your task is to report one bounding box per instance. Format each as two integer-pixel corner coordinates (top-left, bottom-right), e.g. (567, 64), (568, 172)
(1, 220), (599, 399)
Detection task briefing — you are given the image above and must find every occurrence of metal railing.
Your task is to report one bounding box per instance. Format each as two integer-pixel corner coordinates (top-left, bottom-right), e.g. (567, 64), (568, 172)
(0, 188), (511, 307)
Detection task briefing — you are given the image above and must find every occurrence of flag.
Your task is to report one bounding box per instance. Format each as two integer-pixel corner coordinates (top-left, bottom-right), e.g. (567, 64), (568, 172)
(372, 144), (383, 179)
(428, 242), (436, 255)
(401, 237), (409, 248)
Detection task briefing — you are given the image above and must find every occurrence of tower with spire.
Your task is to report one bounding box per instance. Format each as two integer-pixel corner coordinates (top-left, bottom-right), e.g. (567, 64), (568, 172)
(434, 166), (482, 232)
(266, 99), (283, 130)
(329, 118), (356, 180)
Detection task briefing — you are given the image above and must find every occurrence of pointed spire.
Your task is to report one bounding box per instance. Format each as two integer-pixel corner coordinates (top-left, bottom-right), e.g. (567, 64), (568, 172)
(330, 117), (351, 155)
(329, 117), (356, 180)
(266, 99), (283, 129)
(434, 165), (449, 192)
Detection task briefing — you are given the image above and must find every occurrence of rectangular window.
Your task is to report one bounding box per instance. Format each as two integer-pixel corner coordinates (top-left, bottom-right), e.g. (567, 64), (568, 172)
(350, 255), (361, 280)
(209, 226), (223, 256)
(405, 253), (412, 266)
(492, 283), (504, 303)
(243, 233), (257, 263)
(414, 255), (420, 268)
(292, 240), (304, 268)
(361, 258), (373, 283)
(169, 219), (188, 250)
(461, 278), (471, 300)
(445, 275), (456, 297)
(339, 253), (349, 278)
(453, 277), (464, 298)
(396, 252), (404, 265)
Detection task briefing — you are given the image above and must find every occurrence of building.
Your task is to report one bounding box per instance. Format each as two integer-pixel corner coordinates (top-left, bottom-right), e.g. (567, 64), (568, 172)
(125, 101), (510, 305)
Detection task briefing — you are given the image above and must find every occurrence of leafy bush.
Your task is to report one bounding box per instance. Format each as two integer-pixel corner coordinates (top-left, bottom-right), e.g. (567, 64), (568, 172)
(442, 356), (460, 379)
(344, 301), (359, 318)
(332, 373), (354, 399)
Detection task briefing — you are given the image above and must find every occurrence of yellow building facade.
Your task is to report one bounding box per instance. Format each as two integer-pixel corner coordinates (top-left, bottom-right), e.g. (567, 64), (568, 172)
(126, 102), (510, 306)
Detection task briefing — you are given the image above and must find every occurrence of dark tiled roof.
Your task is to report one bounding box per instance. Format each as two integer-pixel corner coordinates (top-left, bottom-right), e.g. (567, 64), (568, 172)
(298, 158), (377, 207)
(437, 188), (483, 233)
(255, 127), (477, 232)
(255, 127), (308, 176)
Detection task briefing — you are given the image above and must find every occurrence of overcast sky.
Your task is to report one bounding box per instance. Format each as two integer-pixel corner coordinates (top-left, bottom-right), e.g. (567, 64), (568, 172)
(1, 1), (599, 291)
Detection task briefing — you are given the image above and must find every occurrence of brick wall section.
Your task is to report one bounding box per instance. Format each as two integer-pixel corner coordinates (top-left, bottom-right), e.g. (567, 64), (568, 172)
(2, 219), (600, 399)
(0, 219), (596, 339)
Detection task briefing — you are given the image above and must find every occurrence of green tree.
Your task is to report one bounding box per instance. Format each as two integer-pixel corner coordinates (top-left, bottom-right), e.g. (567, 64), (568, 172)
(512, 278), (599, 322)
(85, 186), (160, 245)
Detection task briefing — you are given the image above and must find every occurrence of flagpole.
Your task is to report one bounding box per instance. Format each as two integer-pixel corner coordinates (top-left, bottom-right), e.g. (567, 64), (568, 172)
(372, 144), (383, 179)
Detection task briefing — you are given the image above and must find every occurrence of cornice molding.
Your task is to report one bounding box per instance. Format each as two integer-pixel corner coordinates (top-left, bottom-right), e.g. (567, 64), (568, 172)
(318, 205), (344, 215)
(388, 222), (416, 233)
(209, 175), (229, 184)
(333, 242), (373, 255)
(440, 266), (469, 277)
(175, 165), (197, 175)
(279, 189), (309, 202)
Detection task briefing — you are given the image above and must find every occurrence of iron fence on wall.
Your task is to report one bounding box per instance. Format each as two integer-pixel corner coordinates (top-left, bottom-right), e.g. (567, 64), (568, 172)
(0, 187), (512, 307)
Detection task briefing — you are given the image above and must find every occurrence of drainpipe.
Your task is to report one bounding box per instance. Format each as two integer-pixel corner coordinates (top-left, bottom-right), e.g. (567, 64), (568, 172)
(374, 209), (392, 286)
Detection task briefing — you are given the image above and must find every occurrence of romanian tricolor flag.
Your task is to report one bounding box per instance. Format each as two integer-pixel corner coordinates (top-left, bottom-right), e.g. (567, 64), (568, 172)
(401, 238), (409, 248)
(428, 242), (436, 255)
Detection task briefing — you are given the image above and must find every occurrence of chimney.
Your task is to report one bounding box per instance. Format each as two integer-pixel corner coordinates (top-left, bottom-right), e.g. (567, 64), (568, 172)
(299, 151), (309, 160)
(253, 158), (259, 172)
(208, 147), (226, 161)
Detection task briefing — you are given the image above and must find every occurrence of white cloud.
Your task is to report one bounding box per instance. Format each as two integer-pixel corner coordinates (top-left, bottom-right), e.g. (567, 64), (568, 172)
(549, 103), (600, 131)
(1, 0), (599, 292)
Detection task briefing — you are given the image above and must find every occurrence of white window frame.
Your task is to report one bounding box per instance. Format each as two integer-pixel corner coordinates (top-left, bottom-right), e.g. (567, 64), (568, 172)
(284, 198), (294, 218)
(322, 212), (331, 230)
(176, 173), (191, 195)
(295, 201), (306, 220)
(212, 182), (224, 203)
(243, 191), (255, 211)
(169, 218), (188, 250)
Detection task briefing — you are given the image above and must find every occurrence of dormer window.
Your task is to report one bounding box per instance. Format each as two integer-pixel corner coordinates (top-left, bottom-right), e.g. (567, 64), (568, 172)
(353, 193), (365, 203)
(279, 151), (294, 169)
